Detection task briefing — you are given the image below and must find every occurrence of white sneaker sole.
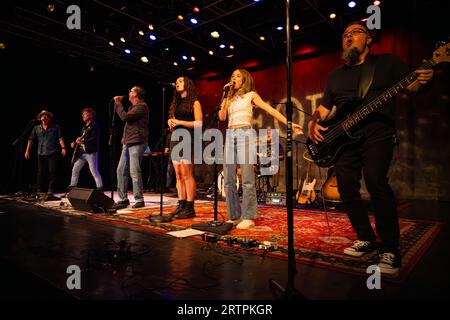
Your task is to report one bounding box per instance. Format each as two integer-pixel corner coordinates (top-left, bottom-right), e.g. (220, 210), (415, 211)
(343, 248), (375, 257)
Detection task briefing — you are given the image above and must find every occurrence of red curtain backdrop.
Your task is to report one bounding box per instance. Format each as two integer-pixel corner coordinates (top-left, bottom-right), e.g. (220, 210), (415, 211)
(194, 29), (450, 200)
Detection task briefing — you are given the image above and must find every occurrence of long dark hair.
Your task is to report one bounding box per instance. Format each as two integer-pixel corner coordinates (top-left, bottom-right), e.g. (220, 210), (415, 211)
(168, 76), (198, 118)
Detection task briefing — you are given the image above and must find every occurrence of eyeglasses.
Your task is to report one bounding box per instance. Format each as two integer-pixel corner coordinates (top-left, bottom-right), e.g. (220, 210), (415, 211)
(342, 29), (367, 39)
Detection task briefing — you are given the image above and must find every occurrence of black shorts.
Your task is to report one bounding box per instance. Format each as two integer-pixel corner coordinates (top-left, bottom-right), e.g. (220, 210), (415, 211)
(169, 127), (194, 161)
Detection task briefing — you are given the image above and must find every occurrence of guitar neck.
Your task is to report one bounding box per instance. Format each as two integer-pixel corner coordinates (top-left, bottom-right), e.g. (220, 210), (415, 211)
(341, 58), (436, 130)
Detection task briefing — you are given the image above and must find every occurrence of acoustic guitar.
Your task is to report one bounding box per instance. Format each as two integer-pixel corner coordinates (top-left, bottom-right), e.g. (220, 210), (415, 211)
(322, 167), (341, 203)
(306, 43), (450, 167)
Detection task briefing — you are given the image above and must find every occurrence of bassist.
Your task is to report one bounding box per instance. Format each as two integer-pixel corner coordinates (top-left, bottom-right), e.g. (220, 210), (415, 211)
(68, 108), (103, 192)
(307, 21), (433, 274)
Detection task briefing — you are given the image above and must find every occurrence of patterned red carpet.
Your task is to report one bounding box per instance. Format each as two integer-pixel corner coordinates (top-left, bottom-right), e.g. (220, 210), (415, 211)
(93, 201), (443, 282)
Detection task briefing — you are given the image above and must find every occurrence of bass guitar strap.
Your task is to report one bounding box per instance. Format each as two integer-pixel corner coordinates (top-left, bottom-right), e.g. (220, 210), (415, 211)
(358, 54), (377, 100)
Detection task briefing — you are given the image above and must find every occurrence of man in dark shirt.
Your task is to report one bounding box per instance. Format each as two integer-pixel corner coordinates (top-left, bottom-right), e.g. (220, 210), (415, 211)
(25, 110), (66, 198)
(308, 21), (434, 274)
(113, 85), (149, 209)
(69, 108), (103, 191)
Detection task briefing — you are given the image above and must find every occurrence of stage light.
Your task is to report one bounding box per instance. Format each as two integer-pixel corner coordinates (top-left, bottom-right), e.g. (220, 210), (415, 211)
(277, 26), (283, 31)
(108, 41), (114, 46)
(47, 4), (55, 13)
(373, 0), (381, 5)
(219, 44), (225, 49)
(177, 15), (184, 20)
(138, 30), (144, 36)
(124, 49), (131, 54)
(348, 1), (356, 8)
(149, 34), (157, 41)
(293, 24), (300, 31)
(193, 6), (200, 13)
(89, 66), (95, 72)
(329, 13), (337, 19)
(191, 56), (196, 61)
(141, 56), (149, 63)
(190, 18), (198, 24)
(164, 47), (170, 51)
(148, 24), (154, 30)
(259, 36), (265, 41)
(0, 42), (6, 50)
(210, 31), (220, 38)
(120, 37), (125, 43)
(226, 54), (234, 58)
(182, 55), (188, 60)
(173, 62), (178, 66)
(208, 50), (214, 55)
(229, 45), (235, 49)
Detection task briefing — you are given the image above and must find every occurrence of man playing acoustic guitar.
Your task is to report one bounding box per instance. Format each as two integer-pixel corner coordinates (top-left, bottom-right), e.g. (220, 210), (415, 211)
(68, 108), (103, 192)
(308, 21), (434, 274)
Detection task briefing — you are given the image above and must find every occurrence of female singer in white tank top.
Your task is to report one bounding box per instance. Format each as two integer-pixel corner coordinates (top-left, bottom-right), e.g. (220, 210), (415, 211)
(218, 69), (303, 229)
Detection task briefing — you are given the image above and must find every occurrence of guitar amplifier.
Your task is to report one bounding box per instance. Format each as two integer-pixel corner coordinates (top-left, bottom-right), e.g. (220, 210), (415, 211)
(265, 192), (286, 206)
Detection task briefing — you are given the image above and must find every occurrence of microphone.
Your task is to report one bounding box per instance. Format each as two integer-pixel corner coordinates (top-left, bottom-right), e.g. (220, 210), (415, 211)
(157, 81), (175, 87)
(223, 80), (235, 92)
(111, 95), (128, 102)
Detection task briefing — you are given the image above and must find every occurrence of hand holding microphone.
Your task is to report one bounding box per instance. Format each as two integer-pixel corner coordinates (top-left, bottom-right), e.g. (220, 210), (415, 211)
(113, 96), (123, 103)
(223, 80), (235, 92)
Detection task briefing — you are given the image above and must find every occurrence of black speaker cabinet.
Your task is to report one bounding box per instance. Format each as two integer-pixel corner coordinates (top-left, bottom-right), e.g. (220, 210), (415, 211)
(68, 187), (114, 213)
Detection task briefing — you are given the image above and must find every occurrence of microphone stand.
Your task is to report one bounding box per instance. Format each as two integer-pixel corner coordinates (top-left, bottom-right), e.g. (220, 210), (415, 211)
(269, 0), (306, 300)
(192, 90), (233, 235)
(150, 85), (172, 223)
(10, 119), (38, 195)
(109, 99), (117, 201)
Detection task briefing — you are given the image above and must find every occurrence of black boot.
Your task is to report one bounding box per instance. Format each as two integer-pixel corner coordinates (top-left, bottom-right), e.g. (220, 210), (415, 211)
(174, 201), (195, 219)
(170, 200), (186, 218)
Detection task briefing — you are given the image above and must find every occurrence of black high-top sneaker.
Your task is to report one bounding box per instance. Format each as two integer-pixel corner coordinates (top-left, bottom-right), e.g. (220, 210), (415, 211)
(378, 251), (401, 275)
(174, 201), (195, 219)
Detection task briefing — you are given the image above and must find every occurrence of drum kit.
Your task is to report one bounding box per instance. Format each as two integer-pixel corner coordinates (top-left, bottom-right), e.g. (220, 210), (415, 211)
(215, 154), (281, 201)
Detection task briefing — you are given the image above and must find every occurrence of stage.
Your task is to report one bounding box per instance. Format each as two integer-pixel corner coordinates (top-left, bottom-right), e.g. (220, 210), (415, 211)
(0, 192), (448, 300)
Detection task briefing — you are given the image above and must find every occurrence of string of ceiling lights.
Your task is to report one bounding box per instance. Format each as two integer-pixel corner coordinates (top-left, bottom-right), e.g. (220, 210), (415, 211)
(99, 0), (381, 69)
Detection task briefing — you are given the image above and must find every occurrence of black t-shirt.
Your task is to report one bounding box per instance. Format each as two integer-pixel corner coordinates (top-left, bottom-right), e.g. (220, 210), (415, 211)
(321, 54), (409, 141)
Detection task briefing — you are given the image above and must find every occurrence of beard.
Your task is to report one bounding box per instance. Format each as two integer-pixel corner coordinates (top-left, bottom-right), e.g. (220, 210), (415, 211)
(341, 47), (361, 65)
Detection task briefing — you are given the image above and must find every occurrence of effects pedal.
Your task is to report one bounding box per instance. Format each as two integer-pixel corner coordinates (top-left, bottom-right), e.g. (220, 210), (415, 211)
(202, 233), (219, 243)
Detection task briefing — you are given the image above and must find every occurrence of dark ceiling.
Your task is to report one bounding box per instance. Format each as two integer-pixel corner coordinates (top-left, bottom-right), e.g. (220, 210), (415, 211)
(0, 0), (447, 81)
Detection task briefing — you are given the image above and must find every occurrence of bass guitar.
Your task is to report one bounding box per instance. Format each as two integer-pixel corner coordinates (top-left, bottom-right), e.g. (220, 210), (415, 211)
(306, 43), (450, 167)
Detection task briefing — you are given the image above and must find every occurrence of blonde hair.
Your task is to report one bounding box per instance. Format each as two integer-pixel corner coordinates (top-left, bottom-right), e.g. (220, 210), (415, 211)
(229, 69), (255, 97)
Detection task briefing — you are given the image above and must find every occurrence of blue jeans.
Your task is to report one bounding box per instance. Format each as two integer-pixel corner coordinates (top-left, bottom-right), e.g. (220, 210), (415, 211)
(70, 152), (103, 188)
(223, 127), (257, 220)
(117, 143), (145, 202)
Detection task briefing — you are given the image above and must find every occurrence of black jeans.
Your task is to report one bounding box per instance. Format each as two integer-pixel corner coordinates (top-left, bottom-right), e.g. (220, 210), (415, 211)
(37, 153), (58, 193)
(334, 136), (400, 253)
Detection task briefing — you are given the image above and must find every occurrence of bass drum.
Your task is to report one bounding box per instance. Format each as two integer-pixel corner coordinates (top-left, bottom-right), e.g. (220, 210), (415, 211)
(217, 169), (240, 198)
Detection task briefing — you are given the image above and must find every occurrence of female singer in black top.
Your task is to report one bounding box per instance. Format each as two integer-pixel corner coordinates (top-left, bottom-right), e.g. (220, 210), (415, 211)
(167, 76), (203, 219)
